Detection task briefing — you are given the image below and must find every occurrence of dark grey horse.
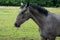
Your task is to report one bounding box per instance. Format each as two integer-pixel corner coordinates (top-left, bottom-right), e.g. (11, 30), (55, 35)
(14, 3), (60, 40)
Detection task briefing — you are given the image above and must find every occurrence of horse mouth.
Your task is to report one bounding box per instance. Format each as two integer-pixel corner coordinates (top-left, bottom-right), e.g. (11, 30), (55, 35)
(14, 23), (21, 27)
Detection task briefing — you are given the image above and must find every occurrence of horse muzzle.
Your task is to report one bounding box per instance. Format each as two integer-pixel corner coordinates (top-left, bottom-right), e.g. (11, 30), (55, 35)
(14, 23), (21, 27)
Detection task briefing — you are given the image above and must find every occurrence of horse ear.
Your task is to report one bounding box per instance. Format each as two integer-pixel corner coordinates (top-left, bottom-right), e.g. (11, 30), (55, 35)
(21, 2), (24, 6)
(24, 3), (29, 8)
(27, 3), (29, 7)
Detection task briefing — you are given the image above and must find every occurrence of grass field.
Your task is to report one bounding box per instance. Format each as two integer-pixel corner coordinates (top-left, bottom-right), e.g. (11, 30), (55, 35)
(0, 6), (60, 40)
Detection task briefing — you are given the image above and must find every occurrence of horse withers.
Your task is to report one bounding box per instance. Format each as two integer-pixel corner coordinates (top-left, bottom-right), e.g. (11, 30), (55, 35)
(14, 3), (60, 40)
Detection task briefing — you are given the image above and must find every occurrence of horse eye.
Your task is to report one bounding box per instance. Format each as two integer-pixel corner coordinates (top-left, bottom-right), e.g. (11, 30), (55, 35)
(21, 11), (25, 14)
(22, 12), (24, 14)
(22, 10), (26, 14)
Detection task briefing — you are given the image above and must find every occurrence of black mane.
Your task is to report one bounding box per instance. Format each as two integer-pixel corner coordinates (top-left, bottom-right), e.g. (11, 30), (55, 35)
(30, 4), (48, 16)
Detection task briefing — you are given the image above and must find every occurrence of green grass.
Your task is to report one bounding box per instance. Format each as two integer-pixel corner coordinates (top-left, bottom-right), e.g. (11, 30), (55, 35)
(0, 6), (60, 40)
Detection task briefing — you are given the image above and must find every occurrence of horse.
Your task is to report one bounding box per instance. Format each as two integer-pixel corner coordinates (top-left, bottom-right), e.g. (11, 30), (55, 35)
(14, 3), (60, 40)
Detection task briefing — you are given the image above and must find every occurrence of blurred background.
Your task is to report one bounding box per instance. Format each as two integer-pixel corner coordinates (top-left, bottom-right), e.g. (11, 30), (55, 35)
(0, 0), (60, 7)
(0, 0), (60, 40)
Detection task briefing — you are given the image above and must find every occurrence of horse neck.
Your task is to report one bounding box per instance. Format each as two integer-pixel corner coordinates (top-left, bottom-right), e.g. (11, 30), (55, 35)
(30, 12), (46, 27)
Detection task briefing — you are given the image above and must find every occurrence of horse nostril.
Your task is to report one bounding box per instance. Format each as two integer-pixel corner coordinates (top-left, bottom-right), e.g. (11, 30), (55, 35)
(15, 23), (17, 26)
(14, 23), (20, 27)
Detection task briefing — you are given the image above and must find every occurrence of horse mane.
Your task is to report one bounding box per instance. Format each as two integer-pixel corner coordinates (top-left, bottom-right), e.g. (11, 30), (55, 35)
(30, 4), (48, 16)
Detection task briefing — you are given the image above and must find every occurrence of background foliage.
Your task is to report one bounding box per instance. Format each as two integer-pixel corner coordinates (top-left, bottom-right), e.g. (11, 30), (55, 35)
(0, 0), (60, 7)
